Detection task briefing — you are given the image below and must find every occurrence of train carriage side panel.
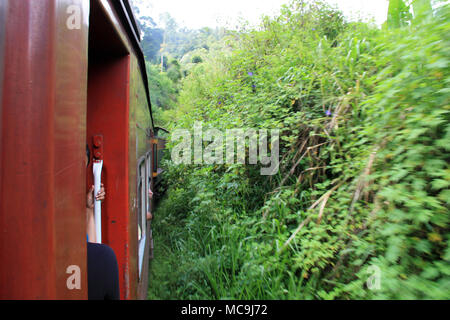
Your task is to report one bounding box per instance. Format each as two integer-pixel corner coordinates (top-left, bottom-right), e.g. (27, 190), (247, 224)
(0, 0), (90, 299)
(87, 0), (153, 300)
(130, 52), (153, 300)
(0, 0), (153, 299)
(107, 0), (155, 300)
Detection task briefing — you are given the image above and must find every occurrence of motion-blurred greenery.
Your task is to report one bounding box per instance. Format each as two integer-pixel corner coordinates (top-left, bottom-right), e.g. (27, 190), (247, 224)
(148, 0), (450, 300)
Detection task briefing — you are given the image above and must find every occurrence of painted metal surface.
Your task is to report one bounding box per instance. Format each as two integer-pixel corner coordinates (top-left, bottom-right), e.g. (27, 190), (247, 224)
(0, 0), (153, 300)
(87, 0), (153, 299)
(0, 0), (90, 299)
(130, 52), (153, 301)
(87, 53), (135, 300)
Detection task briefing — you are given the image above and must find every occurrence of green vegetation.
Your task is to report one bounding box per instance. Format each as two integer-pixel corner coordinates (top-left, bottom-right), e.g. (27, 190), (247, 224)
(132, 4), (228, 128)
(147, 0), (450, 299)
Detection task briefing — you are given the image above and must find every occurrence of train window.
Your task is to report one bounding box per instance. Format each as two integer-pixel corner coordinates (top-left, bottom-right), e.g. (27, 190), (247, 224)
(146, 152), (151, 213)
(137, 158), (147, 279)
(137, 180), (142, 242)
(153, 142), (157, 174)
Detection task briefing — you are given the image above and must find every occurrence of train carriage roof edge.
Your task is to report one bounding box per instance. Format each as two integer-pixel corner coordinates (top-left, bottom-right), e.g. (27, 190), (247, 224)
(113, 0), (155, 132)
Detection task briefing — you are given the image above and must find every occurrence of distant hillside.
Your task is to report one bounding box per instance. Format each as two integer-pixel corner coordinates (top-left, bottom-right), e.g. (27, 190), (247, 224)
(132, 3), (227, 64)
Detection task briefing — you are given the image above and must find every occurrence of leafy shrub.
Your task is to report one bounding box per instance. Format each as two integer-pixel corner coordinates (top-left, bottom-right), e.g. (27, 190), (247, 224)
(192, 55), (203, 64)
(149, 0), (450, 300)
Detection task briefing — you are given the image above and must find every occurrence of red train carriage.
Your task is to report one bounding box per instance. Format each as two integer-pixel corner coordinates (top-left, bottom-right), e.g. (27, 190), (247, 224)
(0, 0), (163, 299)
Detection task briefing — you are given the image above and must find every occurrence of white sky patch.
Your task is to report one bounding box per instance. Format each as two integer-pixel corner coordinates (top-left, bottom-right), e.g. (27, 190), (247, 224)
(327, 0), (389, 25)
(132, 0), (390, 29)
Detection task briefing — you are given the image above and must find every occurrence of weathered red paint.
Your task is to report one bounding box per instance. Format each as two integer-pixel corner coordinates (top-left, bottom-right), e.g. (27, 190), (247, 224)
(0, 0), (90, 299)
(87, 53), (134, 300)
(1, 0), (155, 300)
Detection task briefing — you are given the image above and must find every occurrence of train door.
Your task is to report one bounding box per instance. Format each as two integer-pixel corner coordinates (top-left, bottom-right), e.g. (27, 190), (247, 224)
(86, 0), (136, 300)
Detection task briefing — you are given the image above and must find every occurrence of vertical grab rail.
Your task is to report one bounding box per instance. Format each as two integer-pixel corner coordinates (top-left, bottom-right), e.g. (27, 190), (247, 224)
(93, 135), (104, 244)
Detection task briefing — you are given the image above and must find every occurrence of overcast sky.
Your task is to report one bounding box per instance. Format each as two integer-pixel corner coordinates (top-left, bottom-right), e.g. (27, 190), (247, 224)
(133, 0), (390, 29)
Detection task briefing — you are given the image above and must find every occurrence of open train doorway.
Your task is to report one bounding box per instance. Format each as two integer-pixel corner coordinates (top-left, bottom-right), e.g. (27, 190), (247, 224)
(86, 0), (133, 300)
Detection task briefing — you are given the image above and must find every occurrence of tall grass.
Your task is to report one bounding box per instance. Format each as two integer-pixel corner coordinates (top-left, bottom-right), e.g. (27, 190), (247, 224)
(148, 0), (450, 300)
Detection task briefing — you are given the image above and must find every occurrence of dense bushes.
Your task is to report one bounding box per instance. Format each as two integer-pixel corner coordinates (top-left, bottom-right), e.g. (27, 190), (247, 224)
(149, 0), (449, 300)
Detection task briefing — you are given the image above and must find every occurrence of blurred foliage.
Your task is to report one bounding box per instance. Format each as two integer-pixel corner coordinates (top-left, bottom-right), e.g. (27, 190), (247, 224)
(148, 0), (450, 300)
(387, 0), (413, 28)
(132, 3), (231, 128)
(146, 62), (177, 115)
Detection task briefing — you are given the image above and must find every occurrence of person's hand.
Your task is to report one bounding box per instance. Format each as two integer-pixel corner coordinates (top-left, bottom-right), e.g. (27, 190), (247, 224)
(86, 183), (105, 209)
(148, 188), (153, 200)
